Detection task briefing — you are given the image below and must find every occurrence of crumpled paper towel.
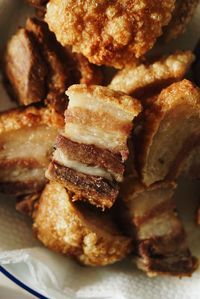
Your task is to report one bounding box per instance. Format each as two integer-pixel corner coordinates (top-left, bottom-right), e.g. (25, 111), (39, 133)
(1, 1), (200, 299)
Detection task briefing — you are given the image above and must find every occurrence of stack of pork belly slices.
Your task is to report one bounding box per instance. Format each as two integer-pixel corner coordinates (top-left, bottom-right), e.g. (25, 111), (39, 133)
(119, 79), (200, 277)
(46, 84), (142, 209)
(0, 105), (63, 196)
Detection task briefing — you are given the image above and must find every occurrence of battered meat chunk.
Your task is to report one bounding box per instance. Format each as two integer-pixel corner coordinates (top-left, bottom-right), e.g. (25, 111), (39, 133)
(46, 84), (141, 209)
(0, 106), (63, 196)
(163, 0), (200, 41)
(120, 177), (197, 277)
(109, 51), (194, 100)
(4, 28), (47, 106)
(33, 181), (133, 266)
(135, 80), (200, 186)
(45, 0), (175, 68)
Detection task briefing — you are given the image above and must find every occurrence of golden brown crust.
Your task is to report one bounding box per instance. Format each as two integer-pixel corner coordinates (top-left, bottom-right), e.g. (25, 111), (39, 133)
(163, 0), (200, 41)
(66, 84), (142, 115)
(45, 0), (175, 68)
(0, 105), (64, 133)
(135, 80), (200, 186)
(109, 51), (195, 99)
(33, 181), (133, 266)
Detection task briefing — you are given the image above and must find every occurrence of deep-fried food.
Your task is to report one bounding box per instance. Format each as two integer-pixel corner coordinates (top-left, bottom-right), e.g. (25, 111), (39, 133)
(4, 28), (47, 105)
(46, 84), (141, 209)
(33, 181), (133, 266)
(45, 0), (175, 68)
(163, 0), (200, 41)
(120, 177), (197, 277)
(135, 80), (200, 186)
(109, 51), (194, 99)
(4, 18), (102, 111)
(26, 17), (70, 112)
(0, 106), (63, 196)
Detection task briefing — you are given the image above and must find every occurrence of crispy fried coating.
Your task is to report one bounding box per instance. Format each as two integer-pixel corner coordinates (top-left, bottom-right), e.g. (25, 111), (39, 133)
(120, 177), (197, 277)
(163, 0), (200, 41)
(45, 0), (175, 68)
(135, 80), (200, 186)
(109, 51), (194, 99)
(33, 181), (133, 266)
(0, 106), (63, 196)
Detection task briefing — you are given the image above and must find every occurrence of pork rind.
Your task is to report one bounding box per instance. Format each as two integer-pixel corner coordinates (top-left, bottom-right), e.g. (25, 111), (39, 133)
(0, 106), (63, 196)
(45, 0), (175, 68)
(46, 84), (141, 209)
(33, 181), (133, 266)
(135, 80), (200, 186)
(109, 51), (194, 99)
(120, 178), (197, 277)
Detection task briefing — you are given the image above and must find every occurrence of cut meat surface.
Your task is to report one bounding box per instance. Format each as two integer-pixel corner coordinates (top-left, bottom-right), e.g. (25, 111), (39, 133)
(46, 84), (141, 209)
(4, 28), (47, 105)
(135, 80), (200, 186)
(33, 181), (133, 266)
(109, 51), (194, 100)
(120, 177), (197, 277)
(0, 106), (63, 196)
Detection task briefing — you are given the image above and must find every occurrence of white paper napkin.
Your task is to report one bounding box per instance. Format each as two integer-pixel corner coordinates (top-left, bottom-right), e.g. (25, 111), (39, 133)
(1, 2), (200, 299)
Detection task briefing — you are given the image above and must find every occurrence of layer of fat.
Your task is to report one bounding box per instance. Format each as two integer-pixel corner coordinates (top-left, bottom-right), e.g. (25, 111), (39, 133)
(54, 148), (113, 181)
(64, 123), (127, 152)
(0, 125), (58, 165)
(67, 93), (135, 122)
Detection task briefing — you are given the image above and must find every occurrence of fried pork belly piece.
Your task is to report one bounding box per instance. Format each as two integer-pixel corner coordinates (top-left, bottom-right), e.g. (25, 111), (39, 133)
(4, 28), (47, 106)
(45, 0), (175, 68)
(163, 0), (200, 41)
(109, 51), (194, 100)
(135, 80), (200, 186)
(25, 17), (70, 112)
(0, 106), (63, 196)
(33, 181), (133, 266)
(46, 85), (141, 209)
(4, 18), (102, 111)
(121, 178), (197, 277)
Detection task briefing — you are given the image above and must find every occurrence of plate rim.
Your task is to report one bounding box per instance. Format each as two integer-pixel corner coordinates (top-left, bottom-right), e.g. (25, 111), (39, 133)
(0, 265), (49, 299)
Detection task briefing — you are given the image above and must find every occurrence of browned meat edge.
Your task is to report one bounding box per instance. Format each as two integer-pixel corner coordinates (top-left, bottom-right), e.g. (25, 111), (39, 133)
(56, 135), (124, 181)
(47, 161), (119, 209)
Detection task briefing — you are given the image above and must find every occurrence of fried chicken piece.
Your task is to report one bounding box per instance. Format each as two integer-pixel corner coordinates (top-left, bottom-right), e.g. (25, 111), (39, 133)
(45, 0), (175, 68)
(4, 28), (47, 106)
(135, 80), (200, 186)
(120, 178), (197, 277)
(0, 106), (63, 196)
(109, 51), (194, 100)
(46, 84), (141, 209)
(163, 0), (200, 41)
(33, 181), (133, 266)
